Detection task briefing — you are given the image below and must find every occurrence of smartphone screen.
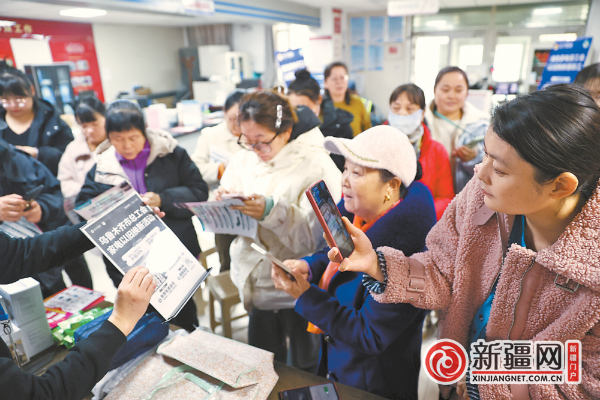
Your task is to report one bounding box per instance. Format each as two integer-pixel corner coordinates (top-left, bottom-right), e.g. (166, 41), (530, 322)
(308, 181), (354, 259)
(279, 383), (339, 400)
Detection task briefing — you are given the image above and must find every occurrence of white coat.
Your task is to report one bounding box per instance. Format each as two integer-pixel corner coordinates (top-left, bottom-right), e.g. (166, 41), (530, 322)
(220, 126), (342, 311)
(190, 122), (242, 200)
(57, 134), (96, 199)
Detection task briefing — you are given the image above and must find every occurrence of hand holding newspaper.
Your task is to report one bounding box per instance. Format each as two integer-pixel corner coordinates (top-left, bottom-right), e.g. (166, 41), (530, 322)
(176, 199), (257, 237)
(80, 191), (210, 322)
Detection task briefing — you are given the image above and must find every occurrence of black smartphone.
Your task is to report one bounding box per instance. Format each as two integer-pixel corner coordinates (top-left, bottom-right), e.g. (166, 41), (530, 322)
(306, 180), (354, 263)
(23, 184), (44, 211)
(279, 382), (340, 400)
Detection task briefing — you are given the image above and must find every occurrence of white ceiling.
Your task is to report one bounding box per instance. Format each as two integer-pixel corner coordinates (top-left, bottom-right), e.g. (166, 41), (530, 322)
(0, 0), (579, 26)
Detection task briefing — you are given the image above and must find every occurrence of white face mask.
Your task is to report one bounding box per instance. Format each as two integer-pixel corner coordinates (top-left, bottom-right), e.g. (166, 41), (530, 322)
(388, 109), (424, 143)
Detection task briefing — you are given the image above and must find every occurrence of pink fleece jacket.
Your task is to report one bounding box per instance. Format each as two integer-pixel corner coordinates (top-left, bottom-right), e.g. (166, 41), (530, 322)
(374, 176), (600, 400)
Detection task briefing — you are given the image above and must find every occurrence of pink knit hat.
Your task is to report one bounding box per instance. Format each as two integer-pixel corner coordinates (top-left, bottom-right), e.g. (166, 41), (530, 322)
(323, 125), (417, 186)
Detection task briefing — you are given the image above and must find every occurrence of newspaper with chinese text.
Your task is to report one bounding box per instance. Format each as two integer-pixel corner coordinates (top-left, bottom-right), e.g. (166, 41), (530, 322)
(80, 191), (210, 322)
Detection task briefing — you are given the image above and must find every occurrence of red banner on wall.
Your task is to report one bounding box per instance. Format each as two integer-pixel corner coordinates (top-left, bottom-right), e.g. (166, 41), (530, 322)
(0, 17), (104, 101)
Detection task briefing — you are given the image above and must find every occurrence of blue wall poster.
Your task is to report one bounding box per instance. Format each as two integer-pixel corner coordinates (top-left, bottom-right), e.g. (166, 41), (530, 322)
(275, 48), (306, 87)
(369, 16), (385, 43)
(350, 45), (365, 72)
(538, 36), (592, 90)
(388, 16), (405, 42)
(368, 45), (384, 71)
(350, 17), (366, 43)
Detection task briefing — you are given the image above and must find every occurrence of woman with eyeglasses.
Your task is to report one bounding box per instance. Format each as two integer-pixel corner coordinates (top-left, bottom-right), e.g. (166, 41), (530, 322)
(323, 62), (371, 137)
(0, 62), (74, 176)
(76, 100), (208, 331)
(217, 91), (342, 371)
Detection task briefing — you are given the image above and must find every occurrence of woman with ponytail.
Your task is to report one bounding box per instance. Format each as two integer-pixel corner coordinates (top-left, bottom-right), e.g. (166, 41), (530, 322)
(216, 91), (341, 371)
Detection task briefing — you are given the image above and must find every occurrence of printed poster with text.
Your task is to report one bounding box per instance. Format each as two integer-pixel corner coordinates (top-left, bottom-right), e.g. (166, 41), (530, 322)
(81, 192), (210, 321)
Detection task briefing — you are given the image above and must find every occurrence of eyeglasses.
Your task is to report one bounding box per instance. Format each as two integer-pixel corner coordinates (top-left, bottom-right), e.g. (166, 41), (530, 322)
(238, 132), (280, 153)
(328, 75), (348, 83)
(0, 97), (28, 108)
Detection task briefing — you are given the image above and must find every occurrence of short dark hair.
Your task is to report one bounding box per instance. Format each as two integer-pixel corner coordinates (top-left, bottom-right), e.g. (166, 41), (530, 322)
(105, 100), (146, 137)
(0, 63), (33, 98)
(492, 84), (600, 199)
(224, 90), (245, 112)
(324, 61), (351, 105)
(288, 69), (321, 103)
(434, 66), (469, 91)
(389, 84), (426, 109)
(379, 161), (423, 199)
(75, 96), (106, 124)
(573, 63), (600, 89)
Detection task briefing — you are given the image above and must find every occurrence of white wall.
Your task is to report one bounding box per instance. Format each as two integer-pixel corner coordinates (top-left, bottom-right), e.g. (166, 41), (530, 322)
(232, 23), (266, 73)
(345, 12), (413, 117)
(92, 24), (184, 101)
(586, 0), (600, 63)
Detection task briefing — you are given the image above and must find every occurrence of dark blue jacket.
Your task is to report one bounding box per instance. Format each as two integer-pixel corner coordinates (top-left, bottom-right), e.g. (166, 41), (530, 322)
(296, 181), (436, 400)
(0, 138), (68, 232)
(0, 99), (74, 176)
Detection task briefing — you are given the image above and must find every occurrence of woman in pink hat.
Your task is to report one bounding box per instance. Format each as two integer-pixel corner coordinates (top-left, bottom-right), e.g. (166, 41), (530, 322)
(272, 125), (437, 399)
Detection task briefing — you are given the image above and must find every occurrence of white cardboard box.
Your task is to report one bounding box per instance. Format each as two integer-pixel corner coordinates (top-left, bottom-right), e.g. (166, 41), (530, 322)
(0, 316), (54, 364)
(0, 278), (46, 326)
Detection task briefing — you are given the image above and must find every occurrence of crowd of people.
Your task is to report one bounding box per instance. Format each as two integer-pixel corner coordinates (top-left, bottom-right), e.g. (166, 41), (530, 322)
(1, 57), (600, 400)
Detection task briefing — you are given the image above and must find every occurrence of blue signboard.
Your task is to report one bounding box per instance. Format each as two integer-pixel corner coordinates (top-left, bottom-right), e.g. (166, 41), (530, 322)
(538, 36), (592, 90)
(275, 48), (306, 87)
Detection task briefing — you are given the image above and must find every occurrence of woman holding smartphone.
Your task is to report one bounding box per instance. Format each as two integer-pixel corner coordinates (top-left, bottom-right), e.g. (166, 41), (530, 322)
(325, 84), (600, 400)
(271, 125), (436, 399)
(217, 91), (341, 371)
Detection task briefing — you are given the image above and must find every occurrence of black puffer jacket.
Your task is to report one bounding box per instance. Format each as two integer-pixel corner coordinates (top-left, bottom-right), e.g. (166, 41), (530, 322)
(0, 99), (74, 176)
(318, 95), (354, 171)
(0, 138), (67, 231)
(76, 129), (208, 257)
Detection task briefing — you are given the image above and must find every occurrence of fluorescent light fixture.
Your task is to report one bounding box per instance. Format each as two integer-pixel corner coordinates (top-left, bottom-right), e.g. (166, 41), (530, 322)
(525, 22), (546, 28)
(539, 33), (577, 42)
(426, 20), (449, 27)
(59, 8), (107, 18)
(532, 7), (563, 16)
(0, 20), (16, 27)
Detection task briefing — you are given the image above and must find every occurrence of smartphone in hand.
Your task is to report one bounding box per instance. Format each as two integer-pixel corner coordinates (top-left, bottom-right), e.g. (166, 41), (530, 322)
(221, 193), (250, 201)
(279, 382), (340, 400)
(23, 184), (44, 211)
(251, 243), (293, 274)
(306, 180), (354, 263)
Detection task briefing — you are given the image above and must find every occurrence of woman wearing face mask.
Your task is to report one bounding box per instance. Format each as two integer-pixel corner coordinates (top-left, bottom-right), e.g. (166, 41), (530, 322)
(58, 96), (107, 221)
(323, 62), (371, 137)
(271, 125), (436, 399)
(325, 84), (600, 400)
(287, 69), (354, 171)
(0, 63), (73, 176)
(387, 84), (454, 220)
(425, 66), (490, 193)
(217, 91), (341, 371)
(77, 100), (208, 331)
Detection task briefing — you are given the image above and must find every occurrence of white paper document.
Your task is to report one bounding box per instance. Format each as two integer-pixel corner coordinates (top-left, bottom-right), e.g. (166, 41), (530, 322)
(74, 181), (135, 221)
(0, 217), (43, 238)
(176, 199), (257, 237)
(80, 191), (211, 322)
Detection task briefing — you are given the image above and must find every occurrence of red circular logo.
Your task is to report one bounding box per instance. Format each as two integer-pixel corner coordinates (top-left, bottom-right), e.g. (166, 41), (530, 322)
(423, 339), (468, 384)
